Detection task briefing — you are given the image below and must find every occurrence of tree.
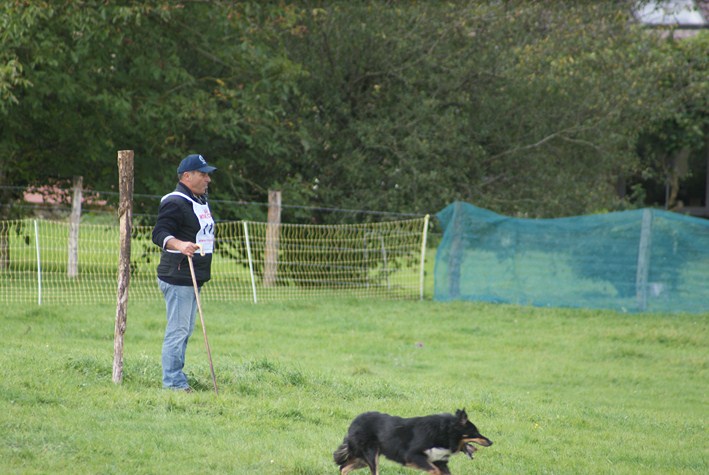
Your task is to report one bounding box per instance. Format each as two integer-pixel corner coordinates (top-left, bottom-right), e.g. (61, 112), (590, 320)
(284, 1), (686, 218)
(0, 1), (306, 220)
(634, 31), (709, 210)
(1, 1), (704, 222)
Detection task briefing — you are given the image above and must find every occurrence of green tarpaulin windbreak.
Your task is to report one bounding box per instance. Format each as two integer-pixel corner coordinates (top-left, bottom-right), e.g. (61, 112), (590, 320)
(435, 202), (709, 313)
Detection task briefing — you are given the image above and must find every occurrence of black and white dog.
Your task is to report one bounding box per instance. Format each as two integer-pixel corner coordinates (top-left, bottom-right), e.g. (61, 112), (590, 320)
(333, 409), (492, 474)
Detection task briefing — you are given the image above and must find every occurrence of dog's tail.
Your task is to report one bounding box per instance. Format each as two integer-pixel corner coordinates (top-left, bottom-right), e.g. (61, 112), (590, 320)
(333, 440), (350, 466)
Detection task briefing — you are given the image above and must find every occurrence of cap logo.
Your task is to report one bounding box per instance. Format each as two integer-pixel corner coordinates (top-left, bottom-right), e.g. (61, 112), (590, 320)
(198, 155), (206, 165)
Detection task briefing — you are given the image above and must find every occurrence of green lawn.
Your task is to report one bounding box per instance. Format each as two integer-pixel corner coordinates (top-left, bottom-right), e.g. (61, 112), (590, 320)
(1, 299), (706, 474)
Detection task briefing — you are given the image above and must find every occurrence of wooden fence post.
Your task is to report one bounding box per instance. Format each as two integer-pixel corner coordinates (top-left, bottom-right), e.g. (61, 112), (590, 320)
(67, 175), (82, 278)
(113, 150), (134, 384)
(0, 221), (8, 271)
(263, 190), (281, 287)
(0, 168), (9, 270)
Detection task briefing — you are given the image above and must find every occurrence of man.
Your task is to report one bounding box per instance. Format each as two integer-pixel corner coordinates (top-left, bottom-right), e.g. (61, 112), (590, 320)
(152, 154), (216, 391)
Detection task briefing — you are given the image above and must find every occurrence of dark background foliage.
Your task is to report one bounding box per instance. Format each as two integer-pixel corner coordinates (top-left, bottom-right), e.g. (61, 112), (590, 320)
(1, 1), (707, 222)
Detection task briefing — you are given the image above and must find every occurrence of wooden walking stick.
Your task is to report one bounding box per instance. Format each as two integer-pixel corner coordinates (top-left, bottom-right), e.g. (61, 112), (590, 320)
(187, 244), (218, 395)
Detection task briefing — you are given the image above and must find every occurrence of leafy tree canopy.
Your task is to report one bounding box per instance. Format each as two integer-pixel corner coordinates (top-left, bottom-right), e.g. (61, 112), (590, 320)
(1, 1), (706, 220)
(1, 0), (306, 219)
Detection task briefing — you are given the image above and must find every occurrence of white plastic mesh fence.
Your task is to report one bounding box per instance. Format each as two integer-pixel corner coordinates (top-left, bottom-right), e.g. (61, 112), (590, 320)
(0, 217), (429, 305)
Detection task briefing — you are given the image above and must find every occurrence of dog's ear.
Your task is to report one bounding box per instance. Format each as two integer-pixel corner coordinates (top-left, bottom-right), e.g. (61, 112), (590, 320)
(455, 409), (469, 425)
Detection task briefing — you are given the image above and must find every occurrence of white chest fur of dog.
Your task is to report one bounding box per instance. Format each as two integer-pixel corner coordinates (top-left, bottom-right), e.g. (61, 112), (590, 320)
(424, 447), (452, 462)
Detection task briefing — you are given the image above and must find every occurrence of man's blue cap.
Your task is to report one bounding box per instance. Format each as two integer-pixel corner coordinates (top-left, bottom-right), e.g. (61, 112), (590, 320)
(177, 154), (217, 174)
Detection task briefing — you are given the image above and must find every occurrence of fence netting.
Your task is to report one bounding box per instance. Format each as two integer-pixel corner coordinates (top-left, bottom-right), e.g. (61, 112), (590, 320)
(435, 201), (709, 313)
(0, 217), (428, 305)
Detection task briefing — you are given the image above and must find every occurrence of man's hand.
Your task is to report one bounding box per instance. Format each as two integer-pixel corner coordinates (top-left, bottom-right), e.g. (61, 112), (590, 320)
(166, 238), (202, 257)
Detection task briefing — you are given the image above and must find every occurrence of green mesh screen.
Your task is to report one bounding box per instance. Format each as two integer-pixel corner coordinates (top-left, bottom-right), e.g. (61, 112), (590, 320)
(434, 202), (709, 313)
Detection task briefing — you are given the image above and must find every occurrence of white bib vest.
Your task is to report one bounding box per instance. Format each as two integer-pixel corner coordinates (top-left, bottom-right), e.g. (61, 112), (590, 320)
(161, 191), (215, 254)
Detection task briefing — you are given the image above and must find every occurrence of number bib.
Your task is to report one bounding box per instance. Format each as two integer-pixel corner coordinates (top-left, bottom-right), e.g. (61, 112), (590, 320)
(162, 191), (214, 254)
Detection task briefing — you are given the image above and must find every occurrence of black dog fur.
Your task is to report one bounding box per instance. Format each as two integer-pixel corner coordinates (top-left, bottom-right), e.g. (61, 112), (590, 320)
(333, 409), (492, 475)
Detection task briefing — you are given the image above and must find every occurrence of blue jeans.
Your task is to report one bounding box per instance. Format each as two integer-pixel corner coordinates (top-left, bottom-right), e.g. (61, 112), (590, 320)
(159, 279), (198, 389)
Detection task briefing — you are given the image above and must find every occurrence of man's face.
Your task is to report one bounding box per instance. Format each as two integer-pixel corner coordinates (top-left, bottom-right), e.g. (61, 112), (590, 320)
(182, 170), (211, 196)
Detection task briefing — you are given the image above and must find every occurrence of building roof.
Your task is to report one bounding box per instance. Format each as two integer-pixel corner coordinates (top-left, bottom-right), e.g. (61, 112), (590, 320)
(635, 0), (709, 27)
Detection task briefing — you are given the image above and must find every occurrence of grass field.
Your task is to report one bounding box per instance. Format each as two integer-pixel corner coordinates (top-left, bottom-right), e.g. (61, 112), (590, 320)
(1, 298), (707, 474)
